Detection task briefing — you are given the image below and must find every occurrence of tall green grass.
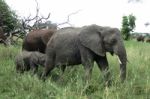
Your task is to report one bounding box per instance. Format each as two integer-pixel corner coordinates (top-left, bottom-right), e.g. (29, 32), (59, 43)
(0, 41), (149, 99)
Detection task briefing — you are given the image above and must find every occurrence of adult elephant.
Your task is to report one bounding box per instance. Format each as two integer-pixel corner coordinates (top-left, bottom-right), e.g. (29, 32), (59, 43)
(42, 25), (127, 83)
(22, 29), (56, 53)
(145, 37), (150, 43)
(136, 35), (145, 42)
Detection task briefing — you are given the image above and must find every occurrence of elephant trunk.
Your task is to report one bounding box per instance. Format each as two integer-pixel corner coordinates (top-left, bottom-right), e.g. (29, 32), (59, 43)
(114, 43), (127, 82)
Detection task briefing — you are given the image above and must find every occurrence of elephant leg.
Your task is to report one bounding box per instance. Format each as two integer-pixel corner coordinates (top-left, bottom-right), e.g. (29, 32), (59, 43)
(60, 65), (66, 74)
(41, 56), (55, 80)
(83, 61), (94, 83)
(30, 61), (38, 74)
(58, 65), (66, 82)
(31, 64), (38, 74)
(32, 66), (38, 74)
(95, 56), (111, 86)
(80, 46), (94, 83)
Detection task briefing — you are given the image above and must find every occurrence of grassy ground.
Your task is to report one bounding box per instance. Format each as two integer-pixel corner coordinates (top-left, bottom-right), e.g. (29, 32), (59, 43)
(0, 41), (149, 99)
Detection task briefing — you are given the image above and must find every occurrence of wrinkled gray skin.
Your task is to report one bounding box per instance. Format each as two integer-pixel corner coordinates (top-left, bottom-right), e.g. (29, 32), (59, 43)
(15, 51), (45, 73)
(42, 24), (127, 83)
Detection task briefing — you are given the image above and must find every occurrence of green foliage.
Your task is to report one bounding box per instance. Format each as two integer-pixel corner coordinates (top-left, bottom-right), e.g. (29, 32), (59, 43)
(121, 16), (130, 40)
(128, 14), (136, 30)
(121, 14), (136, 40)
(0, 41), (150, 99)
(0, 0), (18, 33)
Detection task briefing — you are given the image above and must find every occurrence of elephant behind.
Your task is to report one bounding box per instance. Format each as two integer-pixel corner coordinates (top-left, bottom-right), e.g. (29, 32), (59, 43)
(42, 24), (127, 83)
(15, 51), (45, 73)
(22, 29), (56, 53)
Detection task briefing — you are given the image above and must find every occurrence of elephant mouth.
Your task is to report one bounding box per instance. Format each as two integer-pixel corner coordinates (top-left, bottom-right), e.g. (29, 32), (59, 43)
(110, 52), (114, 56)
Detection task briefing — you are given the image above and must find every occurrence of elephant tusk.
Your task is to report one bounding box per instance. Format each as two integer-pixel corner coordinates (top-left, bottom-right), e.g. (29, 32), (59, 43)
(117, 56), (122, 64)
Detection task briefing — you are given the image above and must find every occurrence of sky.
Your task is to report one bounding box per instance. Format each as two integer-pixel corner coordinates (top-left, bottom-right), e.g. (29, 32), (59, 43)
(5, 0), (150, 33)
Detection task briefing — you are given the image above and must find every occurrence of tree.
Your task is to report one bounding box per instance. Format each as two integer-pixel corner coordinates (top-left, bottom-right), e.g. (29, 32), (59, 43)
(128, 14), (136, 31)
(0, 0), (18, 33)
(121, 14), (136, 40)
(121, 16), (130, 40)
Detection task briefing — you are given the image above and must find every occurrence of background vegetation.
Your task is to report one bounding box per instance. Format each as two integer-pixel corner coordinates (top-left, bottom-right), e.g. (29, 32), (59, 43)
(0, 41), (149, 99)
(0, 0), (149, 99)
(121, 14), (136, 40)
(0, 0), (18, 33)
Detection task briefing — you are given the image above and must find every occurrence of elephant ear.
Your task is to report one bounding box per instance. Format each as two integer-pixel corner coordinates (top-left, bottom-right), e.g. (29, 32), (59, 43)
(79, 26), (105, 56)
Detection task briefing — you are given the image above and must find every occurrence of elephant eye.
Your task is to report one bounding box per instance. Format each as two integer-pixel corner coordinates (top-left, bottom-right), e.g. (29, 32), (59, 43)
(111, 39), (116, 44)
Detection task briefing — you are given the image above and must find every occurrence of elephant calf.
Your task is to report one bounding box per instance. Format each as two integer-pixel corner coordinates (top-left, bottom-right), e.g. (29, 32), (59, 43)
(15, 51), (45, 73)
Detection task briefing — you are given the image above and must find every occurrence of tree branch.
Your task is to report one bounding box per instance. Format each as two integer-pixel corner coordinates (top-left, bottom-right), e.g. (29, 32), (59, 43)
(57, 10), (81, 26)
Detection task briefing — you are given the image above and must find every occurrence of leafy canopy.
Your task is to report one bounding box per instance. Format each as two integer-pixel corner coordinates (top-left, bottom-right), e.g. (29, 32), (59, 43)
(121, 14), (136, 40)
(0, 0), (18, 33)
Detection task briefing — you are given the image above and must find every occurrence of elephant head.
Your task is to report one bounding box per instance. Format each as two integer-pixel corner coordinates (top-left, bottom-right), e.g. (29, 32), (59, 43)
(80, 25), (127, 82)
